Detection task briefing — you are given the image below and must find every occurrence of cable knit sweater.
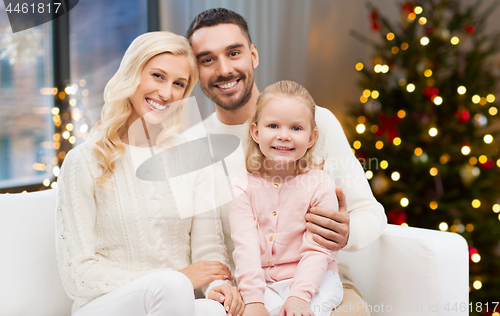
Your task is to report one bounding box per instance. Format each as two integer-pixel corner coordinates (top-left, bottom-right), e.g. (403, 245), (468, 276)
(55, 133), (230, 313)
(230, 170), (338, 304)
(188, 105), (387, 287)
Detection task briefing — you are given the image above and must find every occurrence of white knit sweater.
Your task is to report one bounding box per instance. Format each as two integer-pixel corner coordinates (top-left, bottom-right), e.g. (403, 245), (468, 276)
(194, 106), (387, 286)
(55, 134), (230, 312)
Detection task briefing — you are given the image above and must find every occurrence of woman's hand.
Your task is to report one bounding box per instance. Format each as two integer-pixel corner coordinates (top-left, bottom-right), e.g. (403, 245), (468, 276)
(208, 283), (245, 316)
(178, 260), (233, 289)
(242, 302), (270, 316)
(279, 297), (314, 316)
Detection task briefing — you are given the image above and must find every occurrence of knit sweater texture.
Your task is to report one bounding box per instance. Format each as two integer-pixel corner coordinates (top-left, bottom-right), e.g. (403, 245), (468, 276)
(55, 133), (230, 312)
(230, 170), (338, 304)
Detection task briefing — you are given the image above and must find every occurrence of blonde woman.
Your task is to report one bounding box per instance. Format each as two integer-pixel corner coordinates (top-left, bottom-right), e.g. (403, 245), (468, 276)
(56, 32), (243, 316)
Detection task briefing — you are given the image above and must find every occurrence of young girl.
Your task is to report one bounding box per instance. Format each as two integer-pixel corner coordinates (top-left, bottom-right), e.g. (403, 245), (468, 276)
(229, 80), (343, 316)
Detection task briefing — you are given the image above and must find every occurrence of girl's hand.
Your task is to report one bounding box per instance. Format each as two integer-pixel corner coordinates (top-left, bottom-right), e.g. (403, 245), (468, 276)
(243, 302), (270, 316)
(278, 297), (314, 316)
(208, 284), (244, 316)
(178, 260), (233, 289)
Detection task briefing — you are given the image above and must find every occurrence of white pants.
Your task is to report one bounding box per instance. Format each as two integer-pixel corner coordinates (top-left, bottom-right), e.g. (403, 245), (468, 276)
(264, 271), (343, 316)
(72, 271), (226, 316)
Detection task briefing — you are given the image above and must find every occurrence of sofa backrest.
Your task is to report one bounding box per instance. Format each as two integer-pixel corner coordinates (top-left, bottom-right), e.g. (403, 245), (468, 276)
(0, 189), (73, 316)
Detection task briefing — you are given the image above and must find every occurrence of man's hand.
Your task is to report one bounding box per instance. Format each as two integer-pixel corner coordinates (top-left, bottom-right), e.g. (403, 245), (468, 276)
(208, 283), (244, 316)
(305, 187), (349, 251)
(279, 296), (314, 316)
(243, 302), (270, 316)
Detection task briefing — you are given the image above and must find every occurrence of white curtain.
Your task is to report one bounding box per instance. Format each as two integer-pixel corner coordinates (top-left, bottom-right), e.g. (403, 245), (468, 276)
(159, 0), (311, 120)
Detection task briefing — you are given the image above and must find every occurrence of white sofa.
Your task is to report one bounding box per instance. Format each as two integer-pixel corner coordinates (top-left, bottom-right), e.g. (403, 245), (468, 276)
(0, 189), (469, 316)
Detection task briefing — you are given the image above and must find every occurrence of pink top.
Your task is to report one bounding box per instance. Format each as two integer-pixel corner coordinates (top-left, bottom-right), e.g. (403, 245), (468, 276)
(229, 169), (338, 304)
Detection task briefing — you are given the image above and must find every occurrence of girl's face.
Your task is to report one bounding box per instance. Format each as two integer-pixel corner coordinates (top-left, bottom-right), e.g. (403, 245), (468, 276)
(128, 53), (191, 126)
(250, 96), (318, 166)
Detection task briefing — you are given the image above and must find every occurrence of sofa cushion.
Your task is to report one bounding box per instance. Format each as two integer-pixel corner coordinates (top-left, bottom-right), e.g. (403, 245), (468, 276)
(337, 224), (469, 315)
(0, 189), (73, 316)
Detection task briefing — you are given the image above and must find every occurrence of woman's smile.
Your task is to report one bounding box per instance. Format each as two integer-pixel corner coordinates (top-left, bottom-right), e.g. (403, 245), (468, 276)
(145, 97), (169, 112)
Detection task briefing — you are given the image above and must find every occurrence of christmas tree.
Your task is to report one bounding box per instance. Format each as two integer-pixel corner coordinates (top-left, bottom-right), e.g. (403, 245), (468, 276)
(350, 0), (500, 311)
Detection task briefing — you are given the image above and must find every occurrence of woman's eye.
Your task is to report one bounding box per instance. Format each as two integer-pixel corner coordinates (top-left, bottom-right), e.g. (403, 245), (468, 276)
(174, 82), (185, 88)
(153, 73), (164, 80)
(292, 126), (302, 131)
(269, 124), (278, 129)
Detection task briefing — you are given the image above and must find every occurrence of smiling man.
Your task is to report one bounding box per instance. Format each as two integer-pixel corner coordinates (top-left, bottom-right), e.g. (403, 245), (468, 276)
(186, 8), (386, 316)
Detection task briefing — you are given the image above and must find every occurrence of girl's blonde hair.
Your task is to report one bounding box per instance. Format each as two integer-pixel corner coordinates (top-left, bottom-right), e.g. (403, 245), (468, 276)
(90, 31), (198, 187)
(245, 80), (324, 174)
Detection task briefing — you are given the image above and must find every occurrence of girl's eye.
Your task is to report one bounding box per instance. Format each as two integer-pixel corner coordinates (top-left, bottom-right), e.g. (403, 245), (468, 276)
(153, 73), (164, 80)
(174, 82), (185, 88)
(292, 126), (302, 131)
(269, 124), (278, 129)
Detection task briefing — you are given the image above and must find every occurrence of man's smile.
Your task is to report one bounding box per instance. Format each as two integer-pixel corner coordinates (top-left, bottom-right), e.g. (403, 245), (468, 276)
(215, 79), (241, 92)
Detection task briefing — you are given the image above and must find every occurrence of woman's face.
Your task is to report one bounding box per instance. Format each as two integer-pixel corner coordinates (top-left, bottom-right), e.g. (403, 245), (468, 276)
(128, 53), (191, 125)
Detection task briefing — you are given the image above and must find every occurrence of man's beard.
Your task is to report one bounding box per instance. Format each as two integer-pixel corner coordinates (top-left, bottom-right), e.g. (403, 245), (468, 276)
(201, 72), (254, 111)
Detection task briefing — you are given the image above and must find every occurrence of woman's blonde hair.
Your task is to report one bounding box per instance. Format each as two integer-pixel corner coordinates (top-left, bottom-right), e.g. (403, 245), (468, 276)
(90, 31), (198, 187)
(245, 80), (324, 175)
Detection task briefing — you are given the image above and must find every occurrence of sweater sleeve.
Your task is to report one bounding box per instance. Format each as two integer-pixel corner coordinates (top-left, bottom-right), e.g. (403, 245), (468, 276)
(189, 152), (232, 297)
(229, 173), (267, 304)
(315, 106), (387, 252)
(289, 172), (336, 303)
(55, 147), (152, 303)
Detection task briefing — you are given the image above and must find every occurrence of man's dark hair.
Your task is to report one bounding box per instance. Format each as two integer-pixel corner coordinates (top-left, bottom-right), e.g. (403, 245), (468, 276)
(186, 8), (252, 44)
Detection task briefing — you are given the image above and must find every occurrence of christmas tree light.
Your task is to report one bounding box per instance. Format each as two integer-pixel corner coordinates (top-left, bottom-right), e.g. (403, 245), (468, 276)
(439, 222), (448, 231)
(350, 0), (500, 307)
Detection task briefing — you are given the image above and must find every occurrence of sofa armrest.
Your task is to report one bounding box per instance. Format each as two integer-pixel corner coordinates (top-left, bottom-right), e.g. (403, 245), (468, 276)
(0, 190), (73, 316)
(337, 224), (469, 315)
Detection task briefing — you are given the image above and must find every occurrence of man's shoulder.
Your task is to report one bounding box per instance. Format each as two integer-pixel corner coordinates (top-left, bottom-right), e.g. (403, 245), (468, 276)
(314, 105), (344, 138)
(315, 105), (340, 125)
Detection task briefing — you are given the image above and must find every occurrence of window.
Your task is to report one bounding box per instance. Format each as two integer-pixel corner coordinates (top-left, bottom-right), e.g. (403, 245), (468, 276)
(0, 56), (12, 88)
(0, 0), (147, 190)
(0, 4), (55, 189)
(69, 0), (147, 146)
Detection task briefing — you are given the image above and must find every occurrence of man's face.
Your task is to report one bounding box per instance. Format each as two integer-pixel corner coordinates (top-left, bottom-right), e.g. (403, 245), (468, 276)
(190, 23), (259, 111)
